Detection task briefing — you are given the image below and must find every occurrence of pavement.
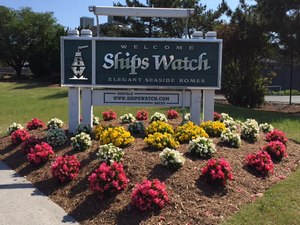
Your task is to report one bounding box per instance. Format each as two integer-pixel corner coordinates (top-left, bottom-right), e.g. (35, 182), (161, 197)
(0, 161), (79, 225)
(0, 94), (299, 225)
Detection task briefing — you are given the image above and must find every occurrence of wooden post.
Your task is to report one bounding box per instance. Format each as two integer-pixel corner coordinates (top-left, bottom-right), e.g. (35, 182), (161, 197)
(190, 31), (203, 124)
(203, 31), (217, 121)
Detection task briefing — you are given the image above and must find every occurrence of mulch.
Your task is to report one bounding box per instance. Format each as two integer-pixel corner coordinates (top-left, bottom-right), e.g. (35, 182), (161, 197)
(0, 117), (300, 225)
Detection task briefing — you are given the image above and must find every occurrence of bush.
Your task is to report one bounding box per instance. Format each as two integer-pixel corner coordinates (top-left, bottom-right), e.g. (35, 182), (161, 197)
(21, 136), (41, 154)
(266, 129), (288, 145)
(88, 162), (129, 199)
(167, 109), (179, 119)
(259, 123), (274, 133)
(175, 121), (208, 143)
(51, 155), (81, 183)
(262, 141), (287, 161)
(144, 132), (179, 150)
(26, 118), (45, 130)
(99, 126), (134, 147)
(188, 137), (216, 158)
(76, 123), (92, 135)
(219, 129), (241, 148)
(159, 148), (185, 170)
(102, 110), (117, 121)
(200, 121), (226, 137)
(93, 115), (100, 126)
(71, 132), (92, 151)
(131, 179), (169, 211)
(245, 150), (274, 175)
(46, 128), (67, 147)
(119, 113), (136, 123)
(96, 143), (124, 165)
(47, 118), (64, 129)
(128, 121), (145, 135)
(146, 121), (174, 135)
(241, 119), (259, 142)
(27, 142), (54, 165)
(93, 125), (112, 140)
(135, 110), (148, 121)
(7, 122), (24, 135)
(150, 112), (167, 122)
(11, 129), (29, 145)
(201, 158), (233, 186)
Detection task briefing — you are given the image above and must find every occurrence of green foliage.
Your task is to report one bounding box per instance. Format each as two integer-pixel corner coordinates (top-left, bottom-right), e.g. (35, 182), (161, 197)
(217, 4), (273, 108)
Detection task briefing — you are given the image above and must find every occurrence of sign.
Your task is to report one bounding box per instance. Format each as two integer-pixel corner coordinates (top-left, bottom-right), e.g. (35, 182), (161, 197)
(91, 90), (191, 106)
(61, 37), (222, 89)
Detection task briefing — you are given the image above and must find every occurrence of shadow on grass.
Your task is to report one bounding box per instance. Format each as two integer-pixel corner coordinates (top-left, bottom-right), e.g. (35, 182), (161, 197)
(40, 91), (67, 100)
(196, 177), (228, 197)
(11, 81), (54, 90)
(69, 192), (116, 222)
(116, 203), (155, 225)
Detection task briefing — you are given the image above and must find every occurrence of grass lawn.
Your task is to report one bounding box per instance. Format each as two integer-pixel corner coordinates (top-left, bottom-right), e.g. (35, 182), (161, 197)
(0, 80), (299, 224)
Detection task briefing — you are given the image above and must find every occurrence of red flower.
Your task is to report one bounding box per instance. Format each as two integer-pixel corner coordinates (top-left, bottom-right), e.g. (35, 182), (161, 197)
(201, 158), (233, 186)
(245, 150), (274, 175)
(21, 136), (41, 154)
(11, 129), (29, 145)
(27, 142), (54, 165)
(26, 118), (45, 130)
(135, 110), (148, 121)
(51, 155), (80, 183)
(102, 110), (117, 121)
(167, 109), (179, 119)
(131, 179), (169, 211)
(213, 112), (221, 121)
(88, 162), (128, 198)
(262, 141), (287, 161)
(266, 129), (288, 145)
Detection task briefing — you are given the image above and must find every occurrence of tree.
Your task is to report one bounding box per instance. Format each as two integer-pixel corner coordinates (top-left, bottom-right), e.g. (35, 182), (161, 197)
(111, 0), (228, 38)
(217, 2), (273, 108)
(0, 6), (64, 77)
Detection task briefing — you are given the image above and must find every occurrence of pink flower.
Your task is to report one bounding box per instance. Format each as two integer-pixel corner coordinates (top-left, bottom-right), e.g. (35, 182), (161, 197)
(26, 118), (45, 130)
(266, 129), (288, 145)
(27, 142), (54, 165)
(245, 150), (274, 175)
(136, 110), (148, 120)
(11, 129), (29, 145)
(167, 109), (179, 119)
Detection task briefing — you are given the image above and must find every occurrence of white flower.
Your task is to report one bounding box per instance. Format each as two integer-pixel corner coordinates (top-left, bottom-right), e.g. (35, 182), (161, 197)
(188, 137), (216, 158)
(259, 123), (274, 133)
(96, 143), (124, 164)
(71, 132), (92, 151)
(220, 129), (241, 148)
(47, 118), (64, 129)
(150, 112), (167, 122)
(7, 123), (24, 135)
(119, 113), (136, 123)
(159, 148), (185, 170)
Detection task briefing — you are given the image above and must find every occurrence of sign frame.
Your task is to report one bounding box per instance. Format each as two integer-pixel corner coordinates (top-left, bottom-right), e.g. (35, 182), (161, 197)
(61, 37), (222, 90)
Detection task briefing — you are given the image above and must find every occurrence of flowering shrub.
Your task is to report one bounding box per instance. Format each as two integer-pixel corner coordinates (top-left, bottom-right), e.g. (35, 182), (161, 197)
(259, 123), (274, 133)
(188, 137), (216, 158)
(135, 110), (148, 121)
(223, 119), (238, 132)
(266, 129), (288, 145)
(47, 118), (64, 129)
(88, 162), (129, 199)
(213, 112), (222, 121)
(7, 123), (24, 135)
(220, 113), (233, 122)
(175, 121), (208, 143)
(159, 148), (185, 170)
(27, 142), (54, 165)
(76, 123), (92, 135)
(167, 109), (179, 119)
(21, 136), (41, 154)
(146, 121), (174, 135)
(93, 115), (100, 125)
(93, 125), (112, 140)
(145, 132), (179, 150)
(150, 112), (167, 122)
(245, 150), (274, 175)
(71, 132), (92, 151)
(99, 126), (134, 147)
(119, 113), (136, 123)
(96, 143), (124, 165)
(262, 141), (287, 161)
(128, 121), (145, 134)
(131, 179), (169, 211)
(184, 113), (191, 121)
(11, 129), (29, 145)
(26, 118), (45, 130)
(241, 119), (259, 142)
(51, 155), (80, 183)
(201, 158), (233, 186)
(46, 128), (67, 147)
(200, 121), (226, 137)
(219, 129), (241, 148)
(102, 110), (117, 121)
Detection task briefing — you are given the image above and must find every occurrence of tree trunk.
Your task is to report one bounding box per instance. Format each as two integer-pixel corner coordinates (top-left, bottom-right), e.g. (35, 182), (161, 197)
(13, 64), (23, 77)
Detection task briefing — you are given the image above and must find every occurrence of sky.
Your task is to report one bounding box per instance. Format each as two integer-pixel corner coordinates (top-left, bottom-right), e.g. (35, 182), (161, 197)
(1, 0), (242, 28)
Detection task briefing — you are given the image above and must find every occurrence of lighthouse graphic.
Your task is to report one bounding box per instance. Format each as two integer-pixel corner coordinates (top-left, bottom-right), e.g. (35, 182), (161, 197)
(70, 45), (89, 80)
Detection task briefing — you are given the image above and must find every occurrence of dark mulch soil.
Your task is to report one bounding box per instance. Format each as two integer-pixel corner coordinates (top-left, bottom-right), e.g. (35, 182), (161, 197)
(1, 117), (300, 225)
